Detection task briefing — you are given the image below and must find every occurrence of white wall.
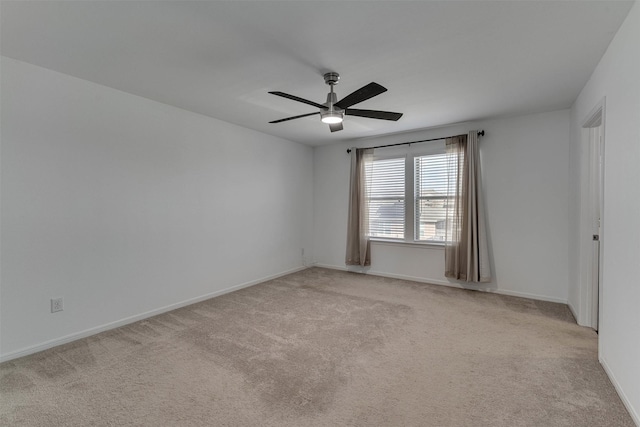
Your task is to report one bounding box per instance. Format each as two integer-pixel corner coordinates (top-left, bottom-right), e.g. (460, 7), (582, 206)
(314, 109), (570, 303)
(0, 57), (314, 360)
(569, 2), (640, 423)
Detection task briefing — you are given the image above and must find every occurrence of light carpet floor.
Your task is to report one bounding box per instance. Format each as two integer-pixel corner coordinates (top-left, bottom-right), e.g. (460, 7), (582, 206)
(0, 267), (634, 426)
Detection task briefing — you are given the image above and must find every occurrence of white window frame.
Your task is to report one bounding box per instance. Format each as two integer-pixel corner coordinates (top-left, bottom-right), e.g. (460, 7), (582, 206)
(366, 140), (447, 246)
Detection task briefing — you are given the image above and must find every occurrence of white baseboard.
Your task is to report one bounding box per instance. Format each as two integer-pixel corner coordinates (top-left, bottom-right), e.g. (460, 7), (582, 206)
(567, 301), (580, 324)
(314, 263), (348, 271)
(0, 266), (308, 363)
(313, 263), (568, 304)
(600, 355), (640, 426)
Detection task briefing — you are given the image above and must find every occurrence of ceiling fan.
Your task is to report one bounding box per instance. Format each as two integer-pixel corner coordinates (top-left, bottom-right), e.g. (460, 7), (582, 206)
(269, 72), (403, 132)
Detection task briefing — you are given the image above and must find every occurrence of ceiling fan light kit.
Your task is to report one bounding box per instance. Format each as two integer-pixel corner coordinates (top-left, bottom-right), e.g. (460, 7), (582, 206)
(269, 72), (402, 132)
(320, 112), (343, 124)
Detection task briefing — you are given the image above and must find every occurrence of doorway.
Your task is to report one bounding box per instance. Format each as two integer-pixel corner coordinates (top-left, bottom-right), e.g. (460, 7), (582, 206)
(583, 104), (604, 332)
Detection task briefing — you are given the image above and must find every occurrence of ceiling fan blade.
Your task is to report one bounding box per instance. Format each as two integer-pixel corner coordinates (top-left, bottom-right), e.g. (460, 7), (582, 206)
(345, 109), (403, 121)
(269, 112), (320, 123)
(268, 91), (327, 110)
(334, 82), (387, 109)
(329, 122), (343, 132)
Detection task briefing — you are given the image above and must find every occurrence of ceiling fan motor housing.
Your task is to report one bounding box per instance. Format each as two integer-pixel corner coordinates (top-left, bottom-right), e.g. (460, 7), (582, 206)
(325, 92), (339, 108)
(322, 91), (344, 123)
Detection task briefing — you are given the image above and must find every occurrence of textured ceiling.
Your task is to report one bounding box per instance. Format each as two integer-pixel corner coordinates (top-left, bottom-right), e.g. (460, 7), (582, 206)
(1, 1), (634, 146)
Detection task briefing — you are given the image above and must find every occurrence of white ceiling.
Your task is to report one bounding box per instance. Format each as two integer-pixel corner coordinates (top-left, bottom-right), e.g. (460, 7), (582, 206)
(1, 1), (634, 146)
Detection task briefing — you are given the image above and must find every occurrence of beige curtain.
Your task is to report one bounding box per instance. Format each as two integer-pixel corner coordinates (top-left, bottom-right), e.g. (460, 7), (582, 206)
(444, 132), (491, 282)
(345, 148), (373, 266)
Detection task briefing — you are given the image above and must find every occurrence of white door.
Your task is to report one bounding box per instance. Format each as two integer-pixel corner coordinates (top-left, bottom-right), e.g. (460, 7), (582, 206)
(589, 125), (603, 331)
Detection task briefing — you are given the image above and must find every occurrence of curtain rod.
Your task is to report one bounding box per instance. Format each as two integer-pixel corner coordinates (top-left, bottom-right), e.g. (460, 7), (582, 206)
(346, 130), (485, 154)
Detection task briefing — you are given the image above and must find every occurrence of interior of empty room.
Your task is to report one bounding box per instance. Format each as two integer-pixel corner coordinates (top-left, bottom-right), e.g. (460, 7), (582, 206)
(1, 1), (639, 425)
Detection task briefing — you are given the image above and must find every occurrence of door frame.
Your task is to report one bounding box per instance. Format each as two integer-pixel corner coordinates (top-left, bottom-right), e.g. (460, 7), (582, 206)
(581, 98), (605, 331)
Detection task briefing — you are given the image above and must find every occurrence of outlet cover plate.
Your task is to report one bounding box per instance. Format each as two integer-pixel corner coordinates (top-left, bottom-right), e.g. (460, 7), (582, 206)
(51, 297), (64, 313)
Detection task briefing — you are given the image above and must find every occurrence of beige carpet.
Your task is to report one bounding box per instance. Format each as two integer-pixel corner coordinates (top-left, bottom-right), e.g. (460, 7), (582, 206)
(0, 267), (634, 426)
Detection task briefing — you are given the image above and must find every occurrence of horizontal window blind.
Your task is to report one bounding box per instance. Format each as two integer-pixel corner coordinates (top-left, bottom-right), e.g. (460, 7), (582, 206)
(366, 157), (405, 239)
(414, 153), (452, 242)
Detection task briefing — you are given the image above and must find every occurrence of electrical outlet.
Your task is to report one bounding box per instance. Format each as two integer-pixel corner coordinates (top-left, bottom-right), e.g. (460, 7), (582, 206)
(51, 297), (64, 313)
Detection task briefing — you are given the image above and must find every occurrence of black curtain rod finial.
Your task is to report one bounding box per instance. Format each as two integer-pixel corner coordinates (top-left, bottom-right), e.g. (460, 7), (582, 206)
(346, 130), (484, 154)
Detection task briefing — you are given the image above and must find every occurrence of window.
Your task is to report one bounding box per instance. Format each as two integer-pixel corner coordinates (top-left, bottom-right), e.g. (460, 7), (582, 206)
(366, 140), (452, 244)
(365, 157), (405, 239)
(414, 152), (455, 242)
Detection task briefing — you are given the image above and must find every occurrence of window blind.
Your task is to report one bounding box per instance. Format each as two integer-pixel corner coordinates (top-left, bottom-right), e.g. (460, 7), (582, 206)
(366, 157), (405, 239)
(414, 153), (452, 242)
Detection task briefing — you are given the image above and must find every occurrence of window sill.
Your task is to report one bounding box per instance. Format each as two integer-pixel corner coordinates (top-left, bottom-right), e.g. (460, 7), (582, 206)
(369, 238), (445, 249)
